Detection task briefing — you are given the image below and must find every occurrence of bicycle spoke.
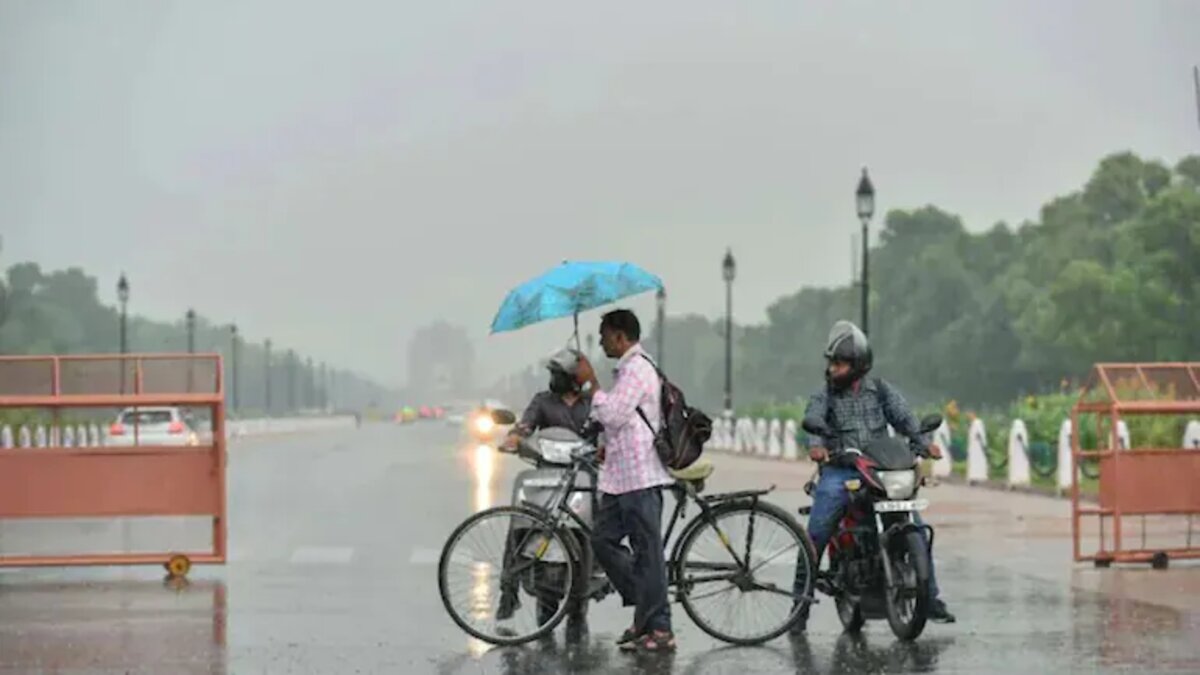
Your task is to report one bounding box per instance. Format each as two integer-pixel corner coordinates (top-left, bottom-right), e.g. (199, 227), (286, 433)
(678, 504), (806, 643)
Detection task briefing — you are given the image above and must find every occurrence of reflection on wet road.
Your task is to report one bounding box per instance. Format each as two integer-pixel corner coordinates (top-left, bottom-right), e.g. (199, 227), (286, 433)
(1, 424), (1198, 673)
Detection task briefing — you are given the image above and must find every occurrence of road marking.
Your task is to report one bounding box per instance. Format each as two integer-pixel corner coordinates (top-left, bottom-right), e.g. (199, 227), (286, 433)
(409, 547), (441, 565)
(290, 546), (355, 564)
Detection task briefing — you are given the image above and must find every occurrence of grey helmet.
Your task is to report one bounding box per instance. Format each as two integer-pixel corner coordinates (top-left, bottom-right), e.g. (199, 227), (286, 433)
(824, 320), (872, 387)
(545, 348), (583, 395)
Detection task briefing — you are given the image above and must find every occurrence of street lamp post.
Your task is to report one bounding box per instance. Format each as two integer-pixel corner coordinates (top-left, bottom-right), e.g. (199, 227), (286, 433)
(655, 287), (666, 370)
(185, 308), (196, 354)
(230, 324), (240, 413)
(305, 357), (314, 410)
(319, 361), (328, 411)
(722, 249), (736, 417)
(856, 168), (876, 336)
(185, 308), (197, 392)
(286, 349), (297, 413)
(264, 338), (273, 415)
(117, 274), (130, 393)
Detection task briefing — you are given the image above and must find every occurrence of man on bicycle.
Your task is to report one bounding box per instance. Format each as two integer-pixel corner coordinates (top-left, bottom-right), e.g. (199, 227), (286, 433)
(792, 320), (956, 634)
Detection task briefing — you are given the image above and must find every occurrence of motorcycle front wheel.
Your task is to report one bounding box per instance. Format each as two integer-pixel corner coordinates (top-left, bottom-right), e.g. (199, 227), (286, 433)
(885, 530), (931, 641)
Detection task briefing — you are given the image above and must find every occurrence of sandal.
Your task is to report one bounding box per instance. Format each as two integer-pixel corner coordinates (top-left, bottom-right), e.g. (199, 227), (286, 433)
(622, 629), (676, 653)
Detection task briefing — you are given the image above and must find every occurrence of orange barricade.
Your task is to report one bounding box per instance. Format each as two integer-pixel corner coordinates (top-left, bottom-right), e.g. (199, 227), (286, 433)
(1072, 362), (1200, 566)
(0, 353), (226, 571)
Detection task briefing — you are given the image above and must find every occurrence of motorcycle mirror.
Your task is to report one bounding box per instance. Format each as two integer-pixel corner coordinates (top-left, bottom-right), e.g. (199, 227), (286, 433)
(919, 414), (944, 434)
(802, 419), (833, 439)
(490, 409), (517, 425)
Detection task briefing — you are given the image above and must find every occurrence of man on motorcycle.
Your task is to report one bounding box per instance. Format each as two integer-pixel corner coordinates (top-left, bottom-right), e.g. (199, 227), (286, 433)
(496, 348), (593, 624)
(792, 320), (956, 633)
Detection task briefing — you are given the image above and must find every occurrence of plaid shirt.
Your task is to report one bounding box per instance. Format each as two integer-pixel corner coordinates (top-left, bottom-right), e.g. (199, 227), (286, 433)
(591, 344), (674, 495)
(804, 377), (928, 456)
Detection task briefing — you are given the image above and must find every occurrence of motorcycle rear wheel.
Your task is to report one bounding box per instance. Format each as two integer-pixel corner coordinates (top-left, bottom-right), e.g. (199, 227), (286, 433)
(836, 596), (865, 633)
(885, 530), (930, 641)
(830, 555), (865, 633)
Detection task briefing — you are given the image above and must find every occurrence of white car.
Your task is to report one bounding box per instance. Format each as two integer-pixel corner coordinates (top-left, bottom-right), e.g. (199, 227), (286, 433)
(106, 407), (199, 447)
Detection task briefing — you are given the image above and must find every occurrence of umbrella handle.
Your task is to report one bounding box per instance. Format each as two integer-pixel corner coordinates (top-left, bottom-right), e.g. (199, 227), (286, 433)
(574, 312), (581, 351)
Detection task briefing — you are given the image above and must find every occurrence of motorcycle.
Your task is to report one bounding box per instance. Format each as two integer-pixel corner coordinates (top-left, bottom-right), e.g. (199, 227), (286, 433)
(500, 423), (609, 626)
(801, 414), (943, 641)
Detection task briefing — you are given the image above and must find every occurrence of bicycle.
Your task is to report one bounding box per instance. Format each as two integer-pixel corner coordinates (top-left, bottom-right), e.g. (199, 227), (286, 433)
(438, 432), (817, 647)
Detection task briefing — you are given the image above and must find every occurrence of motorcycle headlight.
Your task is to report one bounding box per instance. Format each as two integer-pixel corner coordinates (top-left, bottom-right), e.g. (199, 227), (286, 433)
(878, 470), (917, 500)
(537, 440), (574, 464)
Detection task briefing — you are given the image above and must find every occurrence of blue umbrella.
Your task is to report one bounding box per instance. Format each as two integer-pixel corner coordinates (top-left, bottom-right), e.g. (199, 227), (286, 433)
(490, 261), (664, 341)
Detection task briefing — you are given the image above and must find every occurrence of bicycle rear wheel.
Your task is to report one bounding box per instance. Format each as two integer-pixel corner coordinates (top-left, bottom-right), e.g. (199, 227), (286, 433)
(438, 506), (577, 646)
(676, 500), (815, 645)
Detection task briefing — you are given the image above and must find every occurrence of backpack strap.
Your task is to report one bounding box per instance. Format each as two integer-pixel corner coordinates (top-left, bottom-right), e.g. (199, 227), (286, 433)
(636, 353), (663, 434)
(636, 406), (656, 434)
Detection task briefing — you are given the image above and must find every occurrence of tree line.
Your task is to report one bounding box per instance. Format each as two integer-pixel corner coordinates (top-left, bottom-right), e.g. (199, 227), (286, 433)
(656, 152), (1200, 411)
(0, 256), (396, 415)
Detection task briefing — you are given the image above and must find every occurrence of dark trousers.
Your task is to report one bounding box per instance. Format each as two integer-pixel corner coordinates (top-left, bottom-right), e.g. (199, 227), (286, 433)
(591, 487), (672, 633)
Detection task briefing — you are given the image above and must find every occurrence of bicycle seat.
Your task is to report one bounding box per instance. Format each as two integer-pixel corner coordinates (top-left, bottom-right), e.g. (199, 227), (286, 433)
(670, 460), (714, 483)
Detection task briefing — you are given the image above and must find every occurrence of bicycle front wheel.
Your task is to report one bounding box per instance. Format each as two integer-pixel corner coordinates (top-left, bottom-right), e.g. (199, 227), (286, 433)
(438, 506), (577, 646)
(676, 500), (815, 645)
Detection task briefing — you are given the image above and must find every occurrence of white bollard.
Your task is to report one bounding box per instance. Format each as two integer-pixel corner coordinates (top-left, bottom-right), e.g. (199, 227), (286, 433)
(18, 425), (31, 448)
(932, 422), (953, 478)
(1116, 420), (1130, 450)
(76, 424), (88, 447)
(734, 418), (750, 454)
(1, 425), (12, 449)
(708, 418), (724, 451)
(768, 419), (783, 458)
(34, 425), (47, 448)
(1184, 420), (1200, 450)
(887, 424), (896, 438)
(62, 426), (75, 448)
(1007, 420), (1032, 488)
(740, 418), (756, 454)
(1057, 419), (1073, 492)
(720, 418), (735, 451)
(783, 420), (799, 460)
(966, 418), (989, 483)
(753, 419), (768, 455)
(89, 424), (102, 447)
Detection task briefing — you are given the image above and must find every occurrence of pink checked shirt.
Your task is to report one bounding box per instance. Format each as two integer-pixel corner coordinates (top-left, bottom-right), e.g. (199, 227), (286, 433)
(591, 344), (674, 495)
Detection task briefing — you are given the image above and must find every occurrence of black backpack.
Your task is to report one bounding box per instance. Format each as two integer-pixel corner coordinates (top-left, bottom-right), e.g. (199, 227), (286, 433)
(635, 355), (713, 470)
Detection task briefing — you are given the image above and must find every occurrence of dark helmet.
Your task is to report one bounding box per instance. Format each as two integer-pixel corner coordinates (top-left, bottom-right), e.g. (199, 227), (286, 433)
(824, 320), (872, 388)
(545, 348), (583, 395)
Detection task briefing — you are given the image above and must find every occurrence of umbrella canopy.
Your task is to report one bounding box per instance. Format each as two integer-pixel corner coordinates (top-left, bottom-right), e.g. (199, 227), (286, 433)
(490, 261), (664, 337)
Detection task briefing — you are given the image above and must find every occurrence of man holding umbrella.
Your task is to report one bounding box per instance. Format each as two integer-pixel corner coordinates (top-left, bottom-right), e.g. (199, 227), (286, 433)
(576, 309), (677, 653)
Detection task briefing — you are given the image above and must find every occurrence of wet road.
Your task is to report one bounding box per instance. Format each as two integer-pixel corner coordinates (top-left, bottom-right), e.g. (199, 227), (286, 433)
(2, 423), (1199, 674)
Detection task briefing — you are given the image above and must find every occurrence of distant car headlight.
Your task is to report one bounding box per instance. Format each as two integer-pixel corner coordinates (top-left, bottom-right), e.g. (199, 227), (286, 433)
(878, 470), (917, 500)
(473, 415), (495, 435)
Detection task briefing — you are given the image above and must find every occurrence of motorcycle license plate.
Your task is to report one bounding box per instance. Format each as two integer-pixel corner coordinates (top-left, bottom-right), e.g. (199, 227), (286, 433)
(875, 499), (928, 513)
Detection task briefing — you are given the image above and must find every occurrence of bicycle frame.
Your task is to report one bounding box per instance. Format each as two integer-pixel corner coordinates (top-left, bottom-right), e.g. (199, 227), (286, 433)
(510, 449), (772, 589)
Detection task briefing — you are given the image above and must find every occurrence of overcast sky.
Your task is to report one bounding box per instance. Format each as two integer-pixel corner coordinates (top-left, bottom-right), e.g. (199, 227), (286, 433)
(2, 1), (1197, 385)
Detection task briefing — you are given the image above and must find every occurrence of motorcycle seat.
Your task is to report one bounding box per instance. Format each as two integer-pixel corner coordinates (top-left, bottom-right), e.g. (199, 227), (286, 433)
(670, 460), (714, 483)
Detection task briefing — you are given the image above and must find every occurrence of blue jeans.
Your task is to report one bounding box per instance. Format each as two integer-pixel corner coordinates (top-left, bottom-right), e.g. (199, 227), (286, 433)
(795, 465), (940, 599)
